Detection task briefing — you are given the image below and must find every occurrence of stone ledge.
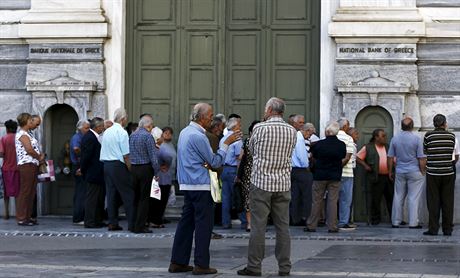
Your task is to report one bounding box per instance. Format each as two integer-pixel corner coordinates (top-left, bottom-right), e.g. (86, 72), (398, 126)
(329, 22), (425, 38)
(18, 23), (108, 38)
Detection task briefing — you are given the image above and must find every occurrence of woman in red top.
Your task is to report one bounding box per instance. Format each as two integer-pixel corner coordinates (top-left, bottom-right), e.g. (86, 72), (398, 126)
(0, 120), (19, 219)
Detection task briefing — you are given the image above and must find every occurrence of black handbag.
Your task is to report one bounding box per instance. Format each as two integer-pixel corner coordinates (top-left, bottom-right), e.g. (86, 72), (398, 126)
(232, 181), (244, 214)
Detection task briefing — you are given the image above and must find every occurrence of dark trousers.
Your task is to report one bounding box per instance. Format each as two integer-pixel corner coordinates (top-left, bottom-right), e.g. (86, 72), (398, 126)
(104, 161), (135, 230)
(290, 168), (313, 225)
(149, 184), (171, 225)
(426, 174), (455, 234)
(84, 182), (105, 227)
(171, 191), (214, 268)
(131, 164), (154, 232)
(16, 163), (38, 222)
(72, 167), (87, 223)
(370, 174), (393, 224)
(31, 194), (37, 219)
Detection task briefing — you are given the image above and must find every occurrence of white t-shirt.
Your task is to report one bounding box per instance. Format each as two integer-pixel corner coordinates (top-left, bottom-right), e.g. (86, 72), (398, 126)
(15, 129), (40, 165)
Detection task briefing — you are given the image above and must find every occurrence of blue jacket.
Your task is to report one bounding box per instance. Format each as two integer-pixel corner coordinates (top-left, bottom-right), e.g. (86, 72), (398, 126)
(177, 122), (228, 191)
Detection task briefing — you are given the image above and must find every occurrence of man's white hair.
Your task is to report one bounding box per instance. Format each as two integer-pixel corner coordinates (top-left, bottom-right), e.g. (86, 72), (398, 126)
(265, 97), (285, 114)
(325, 121), (340, 136)
(304, 123), (316, 132)
(293, 114), (304, 123)
(226, 117), (240, 130)
(138, 115), (153, 128)
(337, 117), (349, 130)
(113, 108), (127, 123)
(76, 119), (90, 130)
(190, 103), (211, 121)
(215, 113), (226, 124)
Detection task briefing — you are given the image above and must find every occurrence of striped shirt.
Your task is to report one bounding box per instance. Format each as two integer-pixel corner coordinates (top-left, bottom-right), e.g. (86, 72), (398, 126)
(337, 130), (354, 177)
(249, 116), (296, 192)
(423, 128), (456, 176)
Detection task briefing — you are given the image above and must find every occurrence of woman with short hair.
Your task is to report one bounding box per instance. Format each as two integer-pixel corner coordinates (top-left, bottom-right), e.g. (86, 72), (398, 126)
(15, 113), (44, 226)
(0, 119), (19, 219)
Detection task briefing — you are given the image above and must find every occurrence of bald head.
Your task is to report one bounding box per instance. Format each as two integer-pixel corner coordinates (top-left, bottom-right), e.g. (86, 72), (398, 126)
(401, 117), (414, 131)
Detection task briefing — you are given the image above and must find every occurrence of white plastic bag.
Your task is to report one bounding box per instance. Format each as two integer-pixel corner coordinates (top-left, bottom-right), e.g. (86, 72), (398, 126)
(150, 178), (161, 200)
(209, 170), (221, 203)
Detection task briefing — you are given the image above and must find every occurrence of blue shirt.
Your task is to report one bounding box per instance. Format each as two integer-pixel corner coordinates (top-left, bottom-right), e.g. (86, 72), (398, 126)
(219, 130), (242, 166)
(158, 146), (173, 185)
(70, 132), (83, 165)
(291, 131), (309, 168)
(100, 122), (130, 163)
(177, 122), (228, 191)
(388, 131), (425, 174)
(129, 127), (160, 173)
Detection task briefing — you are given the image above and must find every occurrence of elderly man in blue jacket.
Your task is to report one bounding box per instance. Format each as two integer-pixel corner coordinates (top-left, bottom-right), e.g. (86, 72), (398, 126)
(169, 103), (241, 275)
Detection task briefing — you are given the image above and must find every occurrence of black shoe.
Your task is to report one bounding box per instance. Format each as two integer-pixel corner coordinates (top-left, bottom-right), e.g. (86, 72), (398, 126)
(211, 232), (223, 239)
(339, 224), (356, 231)
(279, 271), (290, 276)
(108, 224), (123, 231)
(168, 263), (193, 273)
(392, 225), (400, 228)
(303, 227), (316, 232)
(192, 266), (217, 275)
(133, 228), (153, 234)
(423, 230), (438, 236)
(17, 221), (34, 226)
(237, 267), (261, 276)
(409, 225), (423, 229)
(443, 231), (452, 236)
(400, 221), (407, 225)
(328, 229), (339, 233)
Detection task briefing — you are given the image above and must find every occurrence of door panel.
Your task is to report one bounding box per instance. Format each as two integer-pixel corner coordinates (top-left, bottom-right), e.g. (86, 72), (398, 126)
(354, 106), (394, 223)
(126, 0), (320, 136)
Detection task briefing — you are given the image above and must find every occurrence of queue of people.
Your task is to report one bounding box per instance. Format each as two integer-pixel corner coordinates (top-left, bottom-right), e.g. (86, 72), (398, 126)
(0, 99), (458, 276)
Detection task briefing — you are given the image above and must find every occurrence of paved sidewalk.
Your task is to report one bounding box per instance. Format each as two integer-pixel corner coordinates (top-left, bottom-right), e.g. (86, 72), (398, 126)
(0, 217), (458, 277)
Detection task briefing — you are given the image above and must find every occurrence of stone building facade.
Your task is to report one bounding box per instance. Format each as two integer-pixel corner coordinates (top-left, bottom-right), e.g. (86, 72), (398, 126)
(0, 0), (459, 222)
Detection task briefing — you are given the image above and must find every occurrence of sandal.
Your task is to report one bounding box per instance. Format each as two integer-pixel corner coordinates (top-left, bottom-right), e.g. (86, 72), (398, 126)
(151, 223), (165, 228)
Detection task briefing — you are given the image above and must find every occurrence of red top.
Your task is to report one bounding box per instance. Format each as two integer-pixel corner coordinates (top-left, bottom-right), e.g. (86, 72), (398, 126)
(0, 133), (18, 171)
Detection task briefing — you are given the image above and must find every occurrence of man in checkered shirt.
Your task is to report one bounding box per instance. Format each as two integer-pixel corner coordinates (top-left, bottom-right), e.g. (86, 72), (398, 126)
(237, 97), (296, 277)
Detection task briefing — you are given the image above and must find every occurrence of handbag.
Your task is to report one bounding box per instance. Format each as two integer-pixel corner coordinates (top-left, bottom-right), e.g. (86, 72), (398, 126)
(209, 169), (222, 203)
(150, 178), (161, 200)
(38, 160), (56, 182)
(232, 181), (244, 213)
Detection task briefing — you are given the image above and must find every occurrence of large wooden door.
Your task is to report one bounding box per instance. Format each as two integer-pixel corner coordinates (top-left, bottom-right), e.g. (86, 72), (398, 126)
(126, 0), (320, 135)
(353, 106), (394, 223)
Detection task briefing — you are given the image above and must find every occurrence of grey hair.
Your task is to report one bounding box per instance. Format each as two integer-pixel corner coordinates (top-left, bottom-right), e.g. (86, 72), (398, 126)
(138, 115), (153, 128)
(226, 117), (240, 130)
(265, 97), (285, 114)
(325, 121), (340, 136)
(90, 117), (104, 129)
(215, 113), (226, 124)
(337, 117), (349, 129)
(304, 123), (316, 132)
(190, 103), (211, 122)
(113, 108), (128, 123)
(76, 119), (90, 130)
(293, 114), (304, 123)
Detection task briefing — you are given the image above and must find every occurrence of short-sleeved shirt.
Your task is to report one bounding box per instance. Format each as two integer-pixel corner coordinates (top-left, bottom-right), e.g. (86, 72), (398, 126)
(70, 132), (83, 165)
(100, 122), (130, 163)
(357, 144), (389, 174)
(337, 130), (354, 177)
(0, 133), (17, 171)
(387, 131), (425, 174)
(453, 138), (460, 160)
(220, 130), (242, 166)
(423, 128), (455, 176)
(15, 129), (40, 166)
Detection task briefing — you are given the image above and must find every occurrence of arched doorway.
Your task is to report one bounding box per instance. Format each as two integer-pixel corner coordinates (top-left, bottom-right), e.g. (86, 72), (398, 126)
(353, 106), (394, 223)
(43, 104), (79, 215)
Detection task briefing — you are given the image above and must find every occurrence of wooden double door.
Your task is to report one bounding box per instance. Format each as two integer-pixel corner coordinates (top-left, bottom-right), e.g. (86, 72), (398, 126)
(126, 0), (320, 133)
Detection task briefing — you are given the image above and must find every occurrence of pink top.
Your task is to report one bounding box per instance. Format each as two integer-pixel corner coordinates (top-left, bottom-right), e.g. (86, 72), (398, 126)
(0, 133), (18, 171)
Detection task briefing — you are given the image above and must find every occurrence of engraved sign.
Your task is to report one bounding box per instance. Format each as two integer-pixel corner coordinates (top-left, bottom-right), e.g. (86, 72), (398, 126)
(29, 44), (103, 61)
(337, 44), (416, 61)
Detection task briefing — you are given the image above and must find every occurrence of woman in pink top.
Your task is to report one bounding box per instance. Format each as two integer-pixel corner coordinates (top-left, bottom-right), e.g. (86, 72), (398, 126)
(0, 120), (19, 219)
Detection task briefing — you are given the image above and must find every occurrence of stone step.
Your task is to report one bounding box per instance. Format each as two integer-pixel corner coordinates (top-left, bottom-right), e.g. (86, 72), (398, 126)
(164, 195), (184, 220)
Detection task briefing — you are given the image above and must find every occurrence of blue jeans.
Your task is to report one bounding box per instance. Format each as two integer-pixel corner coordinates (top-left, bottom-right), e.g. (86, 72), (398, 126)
(338, 177), (353, 226)
(221, 166), (246, 227)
